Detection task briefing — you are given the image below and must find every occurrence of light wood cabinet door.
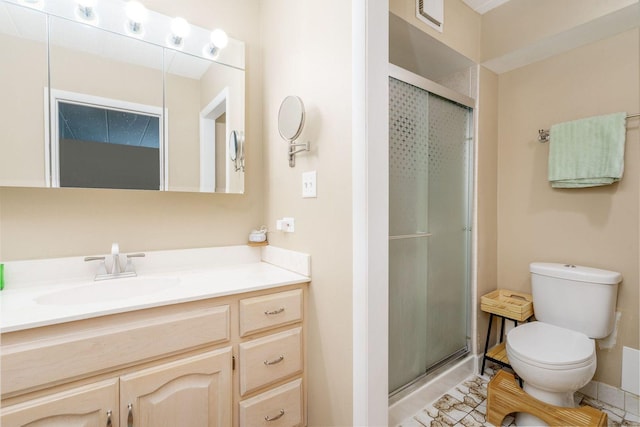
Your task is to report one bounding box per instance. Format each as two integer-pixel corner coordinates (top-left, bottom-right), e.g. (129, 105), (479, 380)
(119, 348), (232, 427)
(0, 379), (119, 427)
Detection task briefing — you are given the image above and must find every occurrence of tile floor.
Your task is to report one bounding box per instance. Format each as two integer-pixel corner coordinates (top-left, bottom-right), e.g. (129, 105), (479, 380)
(396, 364), (640, 427)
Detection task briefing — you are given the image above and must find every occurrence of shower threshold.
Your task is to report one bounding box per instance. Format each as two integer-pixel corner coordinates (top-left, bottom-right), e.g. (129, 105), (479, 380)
(389, 348), (469, 404)
(388, 351), (475, 426)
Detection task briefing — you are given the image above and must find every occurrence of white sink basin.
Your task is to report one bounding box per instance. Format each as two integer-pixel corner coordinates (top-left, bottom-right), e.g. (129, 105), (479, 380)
(35, 276), (180, 306)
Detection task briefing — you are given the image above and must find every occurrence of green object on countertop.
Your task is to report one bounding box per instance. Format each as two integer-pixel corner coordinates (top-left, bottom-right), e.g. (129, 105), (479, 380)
(548, 112), (626, 188)
(0, 263), (4, 291)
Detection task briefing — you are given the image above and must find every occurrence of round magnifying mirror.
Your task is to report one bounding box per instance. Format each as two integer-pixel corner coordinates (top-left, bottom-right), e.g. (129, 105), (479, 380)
(229, 130), (239, 161)
(278, 96), (305, 141)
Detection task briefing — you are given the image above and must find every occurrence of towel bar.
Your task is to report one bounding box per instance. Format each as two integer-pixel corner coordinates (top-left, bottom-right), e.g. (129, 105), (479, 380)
(538, 113), (639, 143)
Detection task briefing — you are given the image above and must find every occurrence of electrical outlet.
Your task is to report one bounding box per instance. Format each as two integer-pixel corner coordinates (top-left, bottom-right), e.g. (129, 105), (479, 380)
(302, 171), (317, 198)
(276, 218), (295, 232)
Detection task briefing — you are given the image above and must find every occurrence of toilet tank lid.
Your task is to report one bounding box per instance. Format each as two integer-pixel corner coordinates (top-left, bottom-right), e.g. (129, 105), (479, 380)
(530, 262), (622, 285)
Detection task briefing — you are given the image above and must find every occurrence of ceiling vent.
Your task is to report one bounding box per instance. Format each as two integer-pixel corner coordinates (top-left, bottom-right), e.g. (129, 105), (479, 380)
(417, 0), (444, 32)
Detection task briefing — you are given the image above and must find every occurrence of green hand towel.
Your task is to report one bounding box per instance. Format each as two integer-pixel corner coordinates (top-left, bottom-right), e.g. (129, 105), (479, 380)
(548, 112), (626, 188)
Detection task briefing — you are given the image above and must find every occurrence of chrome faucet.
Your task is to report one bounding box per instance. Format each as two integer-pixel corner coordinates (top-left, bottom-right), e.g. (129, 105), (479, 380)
(85, 243), (145, 281)
(111, 242), (122, 276)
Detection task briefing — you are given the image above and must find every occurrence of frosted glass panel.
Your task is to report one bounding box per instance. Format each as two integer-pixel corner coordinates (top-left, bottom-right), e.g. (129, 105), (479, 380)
(389, 78), (429, 237)
(388, 77), (472, 395)
(425, 93), (471, 368)
(389, 237), (428, 392)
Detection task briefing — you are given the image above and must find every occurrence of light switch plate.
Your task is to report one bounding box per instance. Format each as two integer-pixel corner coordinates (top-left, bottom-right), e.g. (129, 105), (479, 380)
(302, 171), (317, 198)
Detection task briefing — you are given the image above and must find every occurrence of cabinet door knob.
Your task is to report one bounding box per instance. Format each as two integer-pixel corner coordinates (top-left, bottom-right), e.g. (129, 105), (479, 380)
(263, 355), (284, 366)
(265, 409), (285, 422)
(127, 403), (133, 427)
(106, 410), (112, 427)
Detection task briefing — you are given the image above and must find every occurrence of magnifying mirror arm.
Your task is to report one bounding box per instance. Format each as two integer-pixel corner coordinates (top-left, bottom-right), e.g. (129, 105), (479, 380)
(288, 140), (310, 167)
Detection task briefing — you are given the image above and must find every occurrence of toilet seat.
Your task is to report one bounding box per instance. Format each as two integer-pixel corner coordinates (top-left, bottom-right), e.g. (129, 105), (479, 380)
(507, 322), (595, 370)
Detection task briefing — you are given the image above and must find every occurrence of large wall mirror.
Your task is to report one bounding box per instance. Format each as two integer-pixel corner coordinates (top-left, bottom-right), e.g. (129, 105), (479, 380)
(0, 0), (245, 193)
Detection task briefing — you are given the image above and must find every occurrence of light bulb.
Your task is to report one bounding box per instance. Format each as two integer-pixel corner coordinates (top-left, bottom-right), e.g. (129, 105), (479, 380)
(171, 17), (190, 38)
(210, 29), (228, 49)
(126, 1), (147, 35)
(76, 0), (97, 21)
(168, 17), (190, 48)
(126, 1), (147, 22)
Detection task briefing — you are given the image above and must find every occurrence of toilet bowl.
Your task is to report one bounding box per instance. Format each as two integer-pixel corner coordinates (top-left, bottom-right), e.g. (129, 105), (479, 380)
(503, 262), (621, 426)
(507, 322), (596, 407)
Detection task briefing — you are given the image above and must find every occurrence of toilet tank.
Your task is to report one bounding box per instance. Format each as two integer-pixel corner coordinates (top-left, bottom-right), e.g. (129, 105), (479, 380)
(530, 262), (621, 339)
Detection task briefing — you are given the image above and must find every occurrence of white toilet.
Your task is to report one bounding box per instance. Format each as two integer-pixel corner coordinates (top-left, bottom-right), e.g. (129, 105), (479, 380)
(506, 262), (621, 426)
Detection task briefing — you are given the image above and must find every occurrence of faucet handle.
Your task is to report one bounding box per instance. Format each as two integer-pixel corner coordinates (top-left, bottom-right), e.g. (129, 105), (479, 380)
(126, 253), (145, 259)
(123, 253), (145, 275)
(85, 256), (108, 278)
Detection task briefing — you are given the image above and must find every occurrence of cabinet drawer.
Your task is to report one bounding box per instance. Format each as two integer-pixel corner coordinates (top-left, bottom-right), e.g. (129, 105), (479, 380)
(239, 327), (302, 396)
(239, 379), (303, 427)
(239, 289), (302, 337)
(2, 305), (230, 395)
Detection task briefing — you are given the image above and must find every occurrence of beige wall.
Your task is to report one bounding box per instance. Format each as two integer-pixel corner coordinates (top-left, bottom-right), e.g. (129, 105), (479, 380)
(389, 0), (481, 62)
(260, 0), (353, 425)
(497, 29), (640, 387)
(476, 66), (499, 352)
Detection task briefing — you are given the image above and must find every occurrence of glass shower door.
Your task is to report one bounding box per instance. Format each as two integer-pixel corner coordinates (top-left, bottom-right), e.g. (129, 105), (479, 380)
(388, 76), (472, 395)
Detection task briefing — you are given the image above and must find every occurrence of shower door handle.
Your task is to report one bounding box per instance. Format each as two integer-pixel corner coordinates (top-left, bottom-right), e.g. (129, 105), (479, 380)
(388, 232), (432, 240)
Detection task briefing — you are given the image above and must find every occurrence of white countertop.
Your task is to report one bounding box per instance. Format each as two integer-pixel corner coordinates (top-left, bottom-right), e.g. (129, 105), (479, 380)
(0, 246), (311, 333)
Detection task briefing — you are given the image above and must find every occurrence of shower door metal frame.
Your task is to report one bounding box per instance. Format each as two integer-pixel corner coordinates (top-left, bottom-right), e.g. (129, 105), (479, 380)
(388, 63), (475, 398)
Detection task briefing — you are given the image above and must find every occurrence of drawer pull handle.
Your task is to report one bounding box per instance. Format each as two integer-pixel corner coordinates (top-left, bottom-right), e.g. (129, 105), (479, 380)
(106, 410), (112, 427)
(265, 409), (285, 422)
(127, 403), (133, 427)
(264, 355), (285, 366)
(264, 307), (285, 316)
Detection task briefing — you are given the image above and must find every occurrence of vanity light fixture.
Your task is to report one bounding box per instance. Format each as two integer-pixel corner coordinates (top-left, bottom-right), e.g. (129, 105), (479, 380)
(168, 16), (190, 48)
(76, 0), (97, 22)
(203, 28), (229, 58)
(125, 0), (148, 36)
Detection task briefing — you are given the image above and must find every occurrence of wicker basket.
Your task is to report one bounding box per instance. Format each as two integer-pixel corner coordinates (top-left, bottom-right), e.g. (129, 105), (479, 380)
(480, 289), (533, 321)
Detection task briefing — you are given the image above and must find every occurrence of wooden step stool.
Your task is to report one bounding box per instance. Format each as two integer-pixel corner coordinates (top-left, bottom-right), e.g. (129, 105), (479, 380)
(486, 370), (607, 427)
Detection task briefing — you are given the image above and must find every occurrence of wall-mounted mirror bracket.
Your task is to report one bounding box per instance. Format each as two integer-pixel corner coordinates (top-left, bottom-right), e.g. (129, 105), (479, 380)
(288, 141), (310, 167)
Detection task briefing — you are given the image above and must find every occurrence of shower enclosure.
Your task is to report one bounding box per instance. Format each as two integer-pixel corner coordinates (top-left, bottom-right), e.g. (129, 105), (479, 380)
(388, 66), (474, 396)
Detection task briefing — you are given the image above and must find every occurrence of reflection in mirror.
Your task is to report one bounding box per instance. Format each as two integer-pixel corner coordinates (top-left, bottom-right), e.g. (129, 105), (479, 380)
(54, 93), (162, 190)
(0, 2), (48, 187)
(165, 50), (245, 193)
(0, 0), (246, 193)
(229, 130), (245, 171)
(48, 14), (164, 189)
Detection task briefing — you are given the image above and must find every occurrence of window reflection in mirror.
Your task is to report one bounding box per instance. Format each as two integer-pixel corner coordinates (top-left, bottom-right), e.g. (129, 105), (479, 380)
(55, 99), (162, 190)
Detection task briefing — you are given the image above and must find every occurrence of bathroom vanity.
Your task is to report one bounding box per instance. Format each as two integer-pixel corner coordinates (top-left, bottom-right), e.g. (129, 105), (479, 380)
(0, 246), (309, 427)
